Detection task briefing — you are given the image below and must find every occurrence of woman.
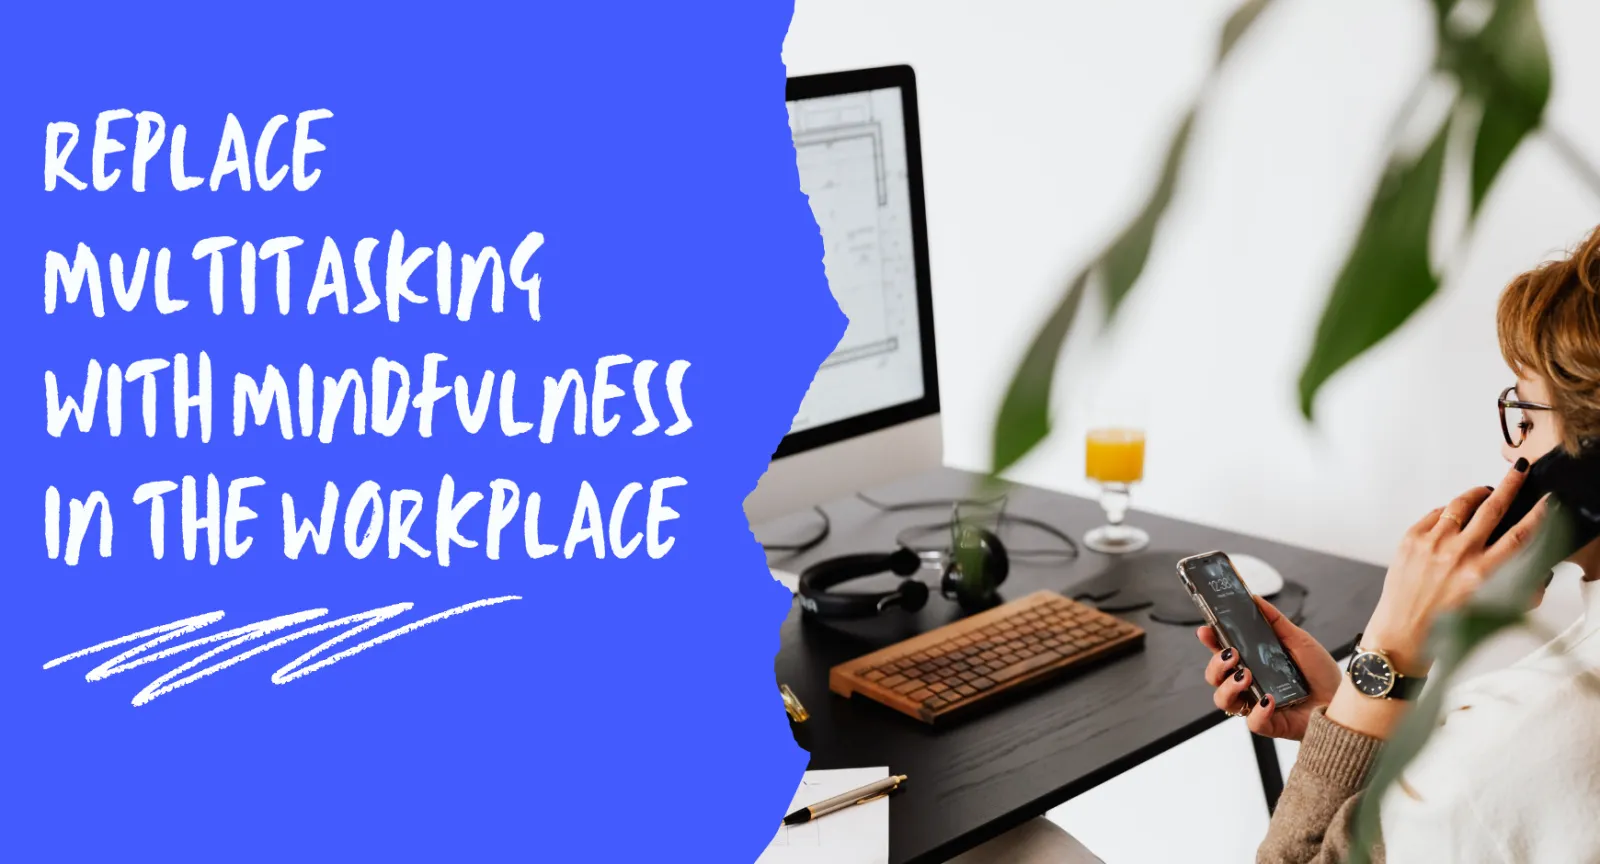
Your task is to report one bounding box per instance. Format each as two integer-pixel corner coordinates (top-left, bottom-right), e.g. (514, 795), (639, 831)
(1199, 226), (1600, 862)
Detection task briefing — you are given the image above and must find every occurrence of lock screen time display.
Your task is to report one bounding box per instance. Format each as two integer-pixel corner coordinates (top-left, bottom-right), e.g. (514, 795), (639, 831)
(1188, 555), (1309, 705)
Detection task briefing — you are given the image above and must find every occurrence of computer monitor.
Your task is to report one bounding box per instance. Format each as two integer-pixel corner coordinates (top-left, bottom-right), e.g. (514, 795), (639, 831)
(745, 65), (942, 524)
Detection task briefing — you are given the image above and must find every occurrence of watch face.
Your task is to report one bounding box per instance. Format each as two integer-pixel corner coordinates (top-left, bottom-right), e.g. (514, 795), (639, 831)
(1350, 652), (1395, 697)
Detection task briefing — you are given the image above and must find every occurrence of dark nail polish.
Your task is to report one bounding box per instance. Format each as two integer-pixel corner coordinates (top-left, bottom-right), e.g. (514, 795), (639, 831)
(1221, 649), (1233, 662)
(1260, 694), (1272, 707)
(1233, 668), (1245, 682)
(1515, 457), (1529, 473)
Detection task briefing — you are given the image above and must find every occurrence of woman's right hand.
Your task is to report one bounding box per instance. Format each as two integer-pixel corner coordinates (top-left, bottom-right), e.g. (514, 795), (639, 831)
(1197, 596), (1343, 741)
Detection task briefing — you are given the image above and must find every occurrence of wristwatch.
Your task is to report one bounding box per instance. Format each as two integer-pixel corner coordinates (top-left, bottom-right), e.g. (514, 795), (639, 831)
(1346, 636), (1427, 700)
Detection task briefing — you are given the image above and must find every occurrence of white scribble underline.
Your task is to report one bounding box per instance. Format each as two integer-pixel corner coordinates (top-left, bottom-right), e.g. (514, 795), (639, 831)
(42, 595), (522, 706)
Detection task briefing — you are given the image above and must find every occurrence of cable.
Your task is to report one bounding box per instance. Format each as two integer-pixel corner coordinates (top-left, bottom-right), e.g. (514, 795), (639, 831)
(854, 491), (1008, 513)
(855, 492), (1079, 560)
(759, 506), (831, 556)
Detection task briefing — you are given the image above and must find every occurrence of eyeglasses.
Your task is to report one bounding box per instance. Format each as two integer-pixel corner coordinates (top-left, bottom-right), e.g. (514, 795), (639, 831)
(1499, 385), (1553, 448)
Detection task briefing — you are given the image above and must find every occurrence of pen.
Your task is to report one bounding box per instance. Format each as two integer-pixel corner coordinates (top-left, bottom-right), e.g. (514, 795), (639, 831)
(782, 775), (907, 825)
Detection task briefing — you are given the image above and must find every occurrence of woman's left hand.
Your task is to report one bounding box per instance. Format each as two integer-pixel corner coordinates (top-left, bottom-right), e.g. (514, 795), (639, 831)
(1362, 459), (1548, 674)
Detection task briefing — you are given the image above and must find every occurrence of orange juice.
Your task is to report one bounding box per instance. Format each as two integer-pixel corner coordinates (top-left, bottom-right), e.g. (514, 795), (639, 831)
(1085, 428), (1145, 484)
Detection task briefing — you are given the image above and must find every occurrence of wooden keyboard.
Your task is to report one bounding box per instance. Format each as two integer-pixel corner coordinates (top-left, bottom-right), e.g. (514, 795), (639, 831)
(829, 591), (1145, 724)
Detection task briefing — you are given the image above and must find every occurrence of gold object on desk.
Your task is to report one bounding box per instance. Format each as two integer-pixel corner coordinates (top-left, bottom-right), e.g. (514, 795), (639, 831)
(780, 683), (809, 723)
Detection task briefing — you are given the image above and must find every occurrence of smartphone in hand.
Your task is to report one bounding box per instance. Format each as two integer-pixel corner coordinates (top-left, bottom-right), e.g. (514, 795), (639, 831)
(1178, 551), (1310, 708)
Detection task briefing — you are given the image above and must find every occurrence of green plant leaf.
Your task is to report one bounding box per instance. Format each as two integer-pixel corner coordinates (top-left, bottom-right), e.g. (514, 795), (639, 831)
(1344, 651), (1446, 864)
(1296, 118), (1451, 420)
(1301, 0), (1550, 419)
(1100, 111), (1197, 318)
(1219, 0), (1272, 60)
(1453, 0), (1550, 214)
(1348, 609), (1516, 864)
(991, 271), (1088, 474)
(1470, 90), (1535, 214)
(989, 0), (1277, 476)
(1103, 0), (1275, 319)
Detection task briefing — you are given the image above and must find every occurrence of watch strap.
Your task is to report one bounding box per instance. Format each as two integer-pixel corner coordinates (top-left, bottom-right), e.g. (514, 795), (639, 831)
(1389, 672), (1427, 700)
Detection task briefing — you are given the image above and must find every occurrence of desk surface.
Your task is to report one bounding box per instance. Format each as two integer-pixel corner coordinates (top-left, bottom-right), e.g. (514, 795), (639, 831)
(762, 468), (1385, 864)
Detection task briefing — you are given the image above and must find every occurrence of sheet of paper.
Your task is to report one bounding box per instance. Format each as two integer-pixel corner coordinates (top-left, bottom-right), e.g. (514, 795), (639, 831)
(771, 567), (799, 594)
(757, 767), (890, 864)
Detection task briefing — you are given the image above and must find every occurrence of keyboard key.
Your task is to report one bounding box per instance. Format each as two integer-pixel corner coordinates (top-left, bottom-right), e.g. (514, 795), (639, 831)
(989, 650), (1063, 683)
(879, 674), (906, 689)
(908, 688), (933, 702)
(971, 677), (995, 690)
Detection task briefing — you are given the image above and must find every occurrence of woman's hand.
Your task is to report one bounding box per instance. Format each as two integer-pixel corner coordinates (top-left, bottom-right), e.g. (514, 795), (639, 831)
(1361, 459), (1548, 676)
(1324, 459), (1549, 740)
(1196, 596), (1342, 740)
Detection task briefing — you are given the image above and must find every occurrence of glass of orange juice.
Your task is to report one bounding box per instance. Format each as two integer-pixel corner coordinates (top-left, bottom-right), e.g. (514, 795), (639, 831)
(1084, 427), (1149, 553)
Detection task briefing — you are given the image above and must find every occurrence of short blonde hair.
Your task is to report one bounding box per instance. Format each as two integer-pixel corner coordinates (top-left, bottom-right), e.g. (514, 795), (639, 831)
(1497, 225), (1600, 453)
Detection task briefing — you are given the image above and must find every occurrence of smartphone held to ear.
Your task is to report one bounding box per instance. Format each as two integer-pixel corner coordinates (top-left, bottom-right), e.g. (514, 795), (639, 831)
(1486, 443), (1600, 559)
(1178, 551), (1311, 709)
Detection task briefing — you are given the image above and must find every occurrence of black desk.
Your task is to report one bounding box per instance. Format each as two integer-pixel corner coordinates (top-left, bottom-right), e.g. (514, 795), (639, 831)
(763, 468), (1385, 864)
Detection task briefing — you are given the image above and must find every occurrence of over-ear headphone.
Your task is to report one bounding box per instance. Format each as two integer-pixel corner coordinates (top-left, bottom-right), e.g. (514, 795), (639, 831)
(797, 526), (1009, 619)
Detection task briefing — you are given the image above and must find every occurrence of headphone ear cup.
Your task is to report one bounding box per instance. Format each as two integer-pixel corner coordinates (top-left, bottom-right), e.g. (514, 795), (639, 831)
(983, 529), (1009, 588)
(886, 545), (922, 577)
(897, 578), (929, 612)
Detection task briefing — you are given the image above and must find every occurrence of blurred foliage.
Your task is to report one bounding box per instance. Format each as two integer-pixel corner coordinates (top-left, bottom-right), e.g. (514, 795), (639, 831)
(991, 0), (1264, 474)
(1298, 0), (1550, 417)
(988, 1), (1599, 861)
(992, 0), (1559, 476)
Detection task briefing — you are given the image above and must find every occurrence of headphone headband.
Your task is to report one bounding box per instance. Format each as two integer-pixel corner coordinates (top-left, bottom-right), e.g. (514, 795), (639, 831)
(797, 547), (925, 619)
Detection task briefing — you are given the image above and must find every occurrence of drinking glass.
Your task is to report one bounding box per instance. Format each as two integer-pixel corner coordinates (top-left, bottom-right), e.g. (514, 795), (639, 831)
(1083, 426), (1149, 554)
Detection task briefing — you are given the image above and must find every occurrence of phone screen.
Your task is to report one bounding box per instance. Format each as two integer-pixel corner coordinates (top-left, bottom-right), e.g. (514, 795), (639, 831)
(1185, 553), (1309, 705)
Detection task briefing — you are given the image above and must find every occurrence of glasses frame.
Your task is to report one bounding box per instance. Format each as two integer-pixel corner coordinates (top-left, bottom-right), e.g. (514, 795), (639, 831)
(1499, 385), (1554, 448)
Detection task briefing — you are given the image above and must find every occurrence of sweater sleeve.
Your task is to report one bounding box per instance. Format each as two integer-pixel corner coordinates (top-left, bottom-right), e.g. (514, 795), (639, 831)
(1256, 708), (1386, 864)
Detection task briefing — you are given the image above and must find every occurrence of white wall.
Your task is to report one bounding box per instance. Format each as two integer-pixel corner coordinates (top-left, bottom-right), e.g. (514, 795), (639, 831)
(783, 0), (1600, 658)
